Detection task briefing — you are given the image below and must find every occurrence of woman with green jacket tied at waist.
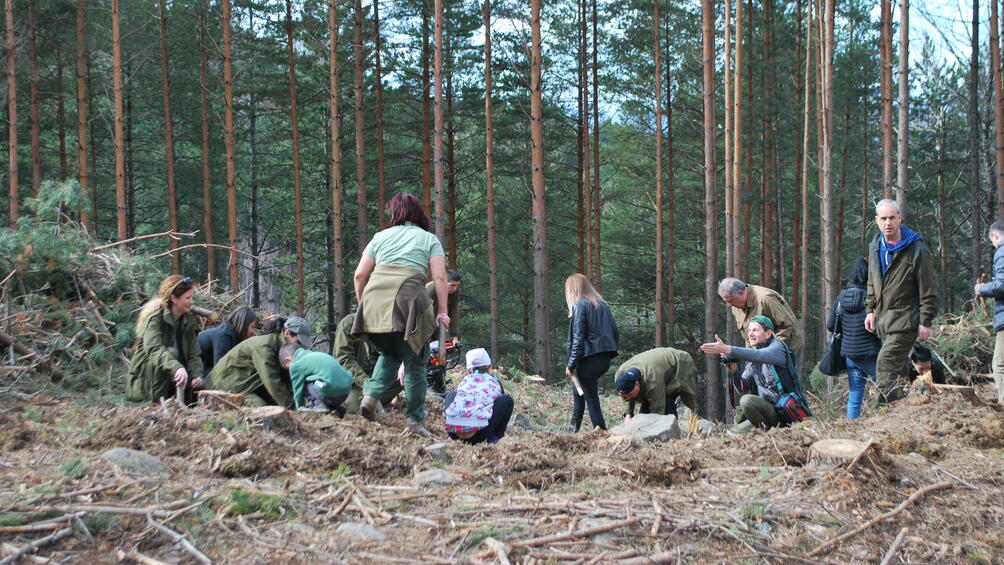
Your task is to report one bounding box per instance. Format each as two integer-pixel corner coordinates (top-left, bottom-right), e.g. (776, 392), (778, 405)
(127, 275), (204, 404)
(352, 193), (451, 438)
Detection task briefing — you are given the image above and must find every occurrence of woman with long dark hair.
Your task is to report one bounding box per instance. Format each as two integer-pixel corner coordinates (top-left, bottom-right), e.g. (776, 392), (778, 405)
(827, 258), (881, 419)
(564, 273), (619, 431)
(198, 306), (259, 375)
(352, 193), (450, 437)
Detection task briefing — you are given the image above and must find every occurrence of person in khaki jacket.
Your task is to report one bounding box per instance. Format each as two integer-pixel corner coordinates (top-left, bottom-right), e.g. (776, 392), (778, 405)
(613, 348), (698, 420)
(718, 278), (804, 358)
(127, 275), (204, 404)
(865, 199), (938, 404)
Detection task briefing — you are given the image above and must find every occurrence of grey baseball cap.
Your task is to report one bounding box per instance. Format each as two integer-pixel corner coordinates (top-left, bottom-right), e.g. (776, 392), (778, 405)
(284, 317), (314, 348)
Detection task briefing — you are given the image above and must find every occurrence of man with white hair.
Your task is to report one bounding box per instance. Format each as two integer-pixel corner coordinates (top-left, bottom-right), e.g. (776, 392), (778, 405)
(865, 199), (938, 404)
(717, 277), (804, 358)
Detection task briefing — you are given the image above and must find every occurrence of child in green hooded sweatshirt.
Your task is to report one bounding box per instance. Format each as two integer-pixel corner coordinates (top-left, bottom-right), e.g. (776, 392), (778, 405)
(279, 344), (352, 412)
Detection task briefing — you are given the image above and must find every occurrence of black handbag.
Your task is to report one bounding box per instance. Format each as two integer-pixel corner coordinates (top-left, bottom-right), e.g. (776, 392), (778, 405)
(818, 303), (846, 376)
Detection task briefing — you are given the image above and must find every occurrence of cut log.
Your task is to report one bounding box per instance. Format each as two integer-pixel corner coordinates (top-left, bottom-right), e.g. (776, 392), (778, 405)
(808, 439), (879, 468)
(197, 390), (244, 410)
(0, 331), (64, 382)
(190, 306), (218, 321)
(242, 406), (300, 435)
(931, 383), (980, 404)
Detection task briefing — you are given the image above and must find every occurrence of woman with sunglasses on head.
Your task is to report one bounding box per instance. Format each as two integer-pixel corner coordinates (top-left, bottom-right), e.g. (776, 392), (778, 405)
(128, 275), (204, 404)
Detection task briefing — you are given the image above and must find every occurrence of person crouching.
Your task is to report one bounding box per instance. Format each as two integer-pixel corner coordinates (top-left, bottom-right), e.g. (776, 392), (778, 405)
(279, 343), (352, 413)
(444, 348), (514, 444)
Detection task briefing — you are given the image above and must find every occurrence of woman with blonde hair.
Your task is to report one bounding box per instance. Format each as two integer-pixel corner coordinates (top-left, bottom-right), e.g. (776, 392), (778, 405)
(127, 275), (204, 404)
(564, 273), (619, 432)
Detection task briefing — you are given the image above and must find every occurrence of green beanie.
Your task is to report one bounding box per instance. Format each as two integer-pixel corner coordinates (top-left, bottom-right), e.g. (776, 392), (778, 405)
(750, 315), (774, 331)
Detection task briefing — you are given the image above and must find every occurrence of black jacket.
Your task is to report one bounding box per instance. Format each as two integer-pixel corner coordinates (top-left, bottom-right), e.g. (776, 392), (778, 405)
(978, 242), (1004, 332)
(565, 299), (619, 371)
(198, 323), (238, 375)
(827, 285), (880, 361)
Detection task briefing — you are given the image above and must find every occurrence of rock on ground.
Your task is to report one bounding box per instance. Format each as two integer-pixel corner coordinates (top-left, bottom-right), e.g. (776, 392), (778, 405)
(413, 468), (460, 486)
(336, 522), (387, 541)
(609, 413), (680, 442)
(99, 448), (168, 476)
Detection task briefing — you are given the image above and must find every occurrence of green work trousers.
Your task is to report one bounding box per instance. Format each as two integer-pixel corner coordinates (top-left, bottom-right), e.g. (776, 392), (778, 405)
(345, 382), (404, 414)
(737, 394), (779, 430)
(363, 332), (430, 421)
(875, 329), (916, 403)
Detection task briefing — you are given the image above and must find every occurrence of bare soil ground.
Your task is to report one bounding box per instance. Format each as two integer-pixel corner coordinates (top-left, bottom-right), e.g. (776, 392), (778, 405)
(1, 372), (1003, 564)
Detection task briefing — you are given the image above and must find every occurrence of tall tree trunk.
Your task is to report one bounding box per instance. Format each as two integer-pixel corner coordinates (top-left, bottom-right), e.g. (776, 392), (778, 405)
(880, 0), (893, 198)
(446, 71), (457, 271)
(837, 101), (850, 284)
(819, 0), (835, 334)
(653, 0), (665, 347)
(157, 0), (178, 268)
(799, 0), (813, 349)
(248, 4), (260, 306)
(199, 8), (215, 281)
(113, 0), (128, 241)
(580, 0), (592, 280)
(286, 0), (305, 316)
(575, 0), (585, 275)
(591, 0), (601, 290)
(76, 0), (90, 229)
(701, 0), (721, 420)
(421, 3), (432, 213)
(970, 0), (982, 283)
(222, 0), (239, 291)
(329, 0), (347, 320)
(373, 0), (387, 229)
(86, 58), (97, 237)
(861, 103), (870, 253)
(353, 0), (368, 252)
(665, 21), (676, 345)
(6, 0), (16, 227)
(484, 0), (499, 360)
(724, 0), (734, 278)
(938, 117), (948, 307)
(57, 57), (67, 182)
(993, 0), (1004, 218)
(529, 0), (552, 378)
(792, 0), (803, 312)
(125, 59), (134, 238)
(28, 1), (40, 198)
(740, 0), (752, 280)
(896, 0), (909, 211)
(760, 0), (776, 288)
(433, 0), (446, 241)
(732, 0), (745, 281)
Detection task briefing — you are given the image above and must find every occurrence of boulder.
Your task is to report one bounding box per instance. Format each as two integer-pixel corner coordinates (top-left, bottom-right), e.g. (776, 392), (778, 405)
(608, 413), (680, 443)
(100, 448), (168, 477)
(413, 468), (460, 486)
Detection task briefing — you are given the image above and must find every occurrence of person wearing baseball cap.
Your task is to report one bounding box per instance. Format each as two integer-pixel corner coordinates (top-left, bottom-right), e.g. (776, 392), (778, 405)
(613, 348), (698, 422)
(443, 348), (514, 444)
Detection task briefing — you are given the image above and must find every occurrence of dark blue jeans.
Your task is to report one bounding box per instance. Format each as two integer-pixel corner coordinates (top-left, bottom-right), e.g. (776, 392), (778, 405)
(570, 353), (613, 431)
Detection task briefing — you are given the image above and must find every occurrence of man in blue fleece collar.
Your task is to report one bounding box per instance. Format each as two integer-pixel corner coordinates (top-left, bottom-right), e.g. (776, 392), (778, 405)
(865, 199), (939, 406)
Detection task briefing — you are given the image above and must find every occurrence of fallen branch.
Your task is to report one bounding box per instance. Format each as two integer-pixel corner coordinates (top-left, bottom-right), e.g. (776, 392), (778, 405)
(512, 517), (642, 549)
(879, 527), (909, 565)
(618, 552), (675, 564)
(145, 513), (212, 565)
(807, 482), (953, 557)
(845, 439), (879, 473)
(0, 527), (73, 565)
(0, 331), (64, 382)
(91, 230), (197, 252)
(483, 537), (511, 565)
(115, 549), (172, 565)
(21, 504), (171, 518)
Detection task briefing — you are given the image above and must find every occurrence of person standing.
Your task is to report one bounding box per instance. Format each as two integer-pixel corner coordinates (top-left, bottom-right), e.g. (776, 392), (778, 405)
(975, 221), (1004, 403)
(352, 193), (450, 438)
(865, 199), (938, 404)
(826, 258), (881, 419)
(127, 275), (204, 404)
(564, 274), (619, 432)
(717, 278), (804, 359)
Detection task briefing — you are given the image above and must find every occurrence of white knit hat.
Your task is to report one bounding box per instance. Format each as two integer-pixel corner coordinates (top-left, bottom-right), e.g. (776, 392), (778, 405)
(465, 348), (492, 370)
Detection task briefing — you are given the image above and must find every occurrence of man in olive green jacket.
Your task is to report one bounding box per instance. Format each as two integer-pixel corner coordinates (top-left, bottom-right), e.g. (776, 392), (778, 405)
(613, 348), (698, 418)
(334, 313), (400, 413)
(718, 278), (804, 358)
(206, 318), (312, 408)
(865, 199), (938, 403)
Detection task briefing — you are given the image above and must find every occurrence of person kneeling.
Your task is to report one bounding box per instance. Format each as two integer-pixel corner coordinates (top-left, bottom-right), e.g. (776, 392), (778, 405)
(444, 348), (513, 444)
(280, 343), (352, 413)
(700, 315), (810, 434)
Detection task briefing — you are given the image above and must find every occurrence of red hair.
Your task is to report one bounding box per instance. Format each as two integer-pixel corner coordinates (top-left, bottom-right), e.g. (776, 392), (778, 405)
(386, 193), (430, 231)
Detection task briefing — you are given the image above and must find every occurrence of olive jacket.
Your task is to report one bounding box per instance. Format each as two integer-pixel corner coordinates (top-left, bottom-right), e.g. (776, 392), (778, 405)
(615, 348), (697, 416)
(730, 285), (804, 354)
(333, 313), (378, 386)
(205, 332), (293, 408)
(127, 307), (203, 402)
(866, 232), (938, 337)
(352, 263), (437, 355)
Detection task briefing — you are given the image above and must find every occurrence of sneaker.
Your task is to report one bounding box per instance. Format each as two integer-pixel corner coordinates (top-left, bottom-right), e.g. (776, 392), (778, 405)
(405, 416), (433, 438)
(297, 405), (330, 413)
(360, 396), (379, 421)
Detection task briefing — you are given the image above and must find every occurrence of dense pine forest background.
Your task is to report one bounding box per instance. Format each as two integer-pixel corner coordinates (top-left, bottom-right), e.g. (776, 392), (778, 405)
(2, 0), (1000, 419)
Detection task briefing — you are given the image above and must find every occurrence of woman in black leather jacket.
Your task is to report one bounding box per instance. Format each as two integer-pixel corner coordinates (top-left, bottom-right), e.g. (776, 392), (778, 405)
(564, 274), (619, 431)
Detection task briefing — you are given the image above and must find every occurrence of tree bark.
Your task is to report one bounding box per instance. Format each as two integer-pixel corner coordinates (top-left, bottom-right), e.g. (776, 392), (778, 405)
(529, 0), (552, 379)
(880, 0), (893, 199)
(222, 0), (239, 291)
(28, 1), (40, 198)
(724, 0), (734, 278)
(819, 0), (836, 335)
(484, 0), (499, 360)
(701, 0), (721, 420)
(373, 0), (387, 229)
(792, 0), (803, 313)
(5, 0), (16, 227)
(760, 0), (776, 288)
(938, 117), (948, 308)
(896, 0), (909, 211)
(286, 0), (305, 316)
(353, 0), (368, 252)
(57, 57), (67, 182)
(329, 0), (347, 320)
(665, 22), (676, 345)
(970, 0), (981, 283)
(993, 0), (1004, 219)
(421, 3), (432, 213)
(446, 71), (458, 272)
(199, 8), (215, 282)
(580, 0), (592, 280)
(653, 0), (665, 347)
(125, 59), (133, 238)
(591, 0), (602, 290)
(433, 0), (446, 241)
(157, 0), (178, 268)
(799, 0), (813, 348)
(732, 0), (745, 280)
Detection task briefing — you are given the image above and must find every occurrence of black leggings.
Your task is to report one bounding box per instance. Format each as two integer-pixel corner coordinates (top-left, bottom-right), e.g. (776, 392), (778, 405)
(444, 393), (515, 445)
(570, 353), (613, 431)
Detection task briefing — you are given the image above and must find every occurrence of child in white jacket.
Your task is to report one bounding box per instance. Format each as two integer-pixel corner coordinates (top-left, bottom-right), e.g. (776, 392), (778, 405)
(443, 348), (514, 444)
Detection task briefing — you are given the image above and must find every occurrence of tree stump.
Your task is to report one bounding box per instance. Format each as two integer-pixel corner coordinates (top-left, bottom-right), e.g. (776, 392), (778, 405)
(242, 406), (300, 435)
(931, 383), (981, 404)
(197, 390), (244, 410)
(808, 439), (880, 469)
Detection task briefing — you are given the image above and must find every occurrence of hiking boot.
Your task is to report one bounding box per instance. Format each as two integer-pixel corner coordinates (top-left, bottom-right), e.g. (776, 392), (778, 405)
(405, 416), (433, 438)
(726, 420), (755, 437)
(360, 396), (379, 421)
